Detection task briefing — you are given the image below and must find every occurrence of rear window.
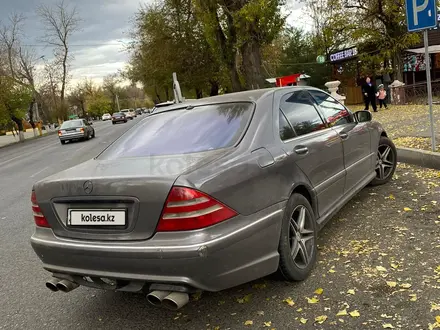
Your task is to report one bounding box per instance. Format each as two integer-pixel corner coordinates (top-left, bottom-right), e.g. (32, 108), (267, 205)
(61, 120), (83, 129)
(98, 102), (254, 159)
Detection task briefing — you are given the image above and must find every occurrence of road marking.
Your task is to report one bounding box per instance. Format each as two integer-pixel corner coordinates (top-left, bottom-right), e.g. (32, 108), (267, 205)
(0, 142), (59, 167)
(30, 166), (50, 178)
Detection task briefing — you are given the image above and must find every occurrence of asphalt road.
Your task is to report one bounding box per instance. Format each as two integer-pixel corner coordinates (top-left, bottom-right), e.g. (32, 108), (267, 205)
(0, 118), (439, 330)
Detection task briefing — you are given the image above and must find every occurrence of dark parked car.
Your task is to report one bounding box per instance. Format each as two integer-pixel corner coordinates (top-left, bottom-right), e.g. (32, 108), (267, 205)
(31, 87), (397, 311)
(111, 112), (127, 124)
(58, 119), (95, 145)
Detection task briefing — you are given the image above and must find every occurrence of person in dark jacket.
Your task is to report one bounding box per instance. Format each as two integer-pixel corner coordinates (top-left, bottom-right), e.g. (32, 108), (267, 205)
(362, 77), (377, 112)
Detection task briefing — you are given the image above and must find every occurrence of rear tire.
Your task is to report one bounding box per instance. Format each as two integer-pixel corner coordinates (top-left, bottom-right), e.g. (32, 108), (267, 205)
(60, 140), (66, 145)
(370, 136), (397, 186)
(278, 193), (317, 281)
(112, 122), (115, 125)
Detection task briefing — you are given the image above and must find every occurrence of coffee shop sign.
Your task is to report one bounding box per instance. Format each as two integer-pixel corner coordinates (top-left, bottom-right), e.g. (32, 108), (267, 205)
(329, 47), (358, 63)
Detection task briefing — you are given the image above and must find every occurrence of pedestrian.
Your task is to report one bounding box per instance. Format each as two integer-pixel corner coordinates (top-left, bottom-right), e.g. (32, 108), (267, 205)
(362, 76), (377, 112)
(376, 84), (388, 109)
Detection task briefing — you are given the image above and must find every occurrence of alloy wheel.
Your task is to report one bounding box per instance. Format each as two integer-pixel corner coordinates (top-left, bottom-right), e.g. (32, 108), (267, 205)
(375, 144), (395, 180)
(288, 205), (315, 269)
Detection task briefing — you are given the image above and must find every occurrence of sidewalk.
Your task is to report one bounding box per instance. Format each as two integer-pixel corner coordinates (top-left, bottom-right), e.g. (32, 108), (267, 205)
(0, 128), (57, 148)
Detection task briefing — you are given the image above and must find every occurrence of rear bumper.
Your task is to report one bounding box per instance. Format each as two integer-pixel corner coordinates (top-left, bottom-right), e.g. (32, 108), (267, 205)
(31, 203), (285, 292)
(59, 133), (86, 140)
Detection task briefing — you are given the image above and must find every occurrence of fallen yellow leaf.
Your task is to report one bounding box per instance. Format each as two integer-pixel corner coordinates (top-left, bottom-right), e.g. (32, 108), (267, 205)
(328, 269), (336, 273)
(383, 324), (395, 329)
(347, 289), (355, 295)
(299, 318), (308, 324)
(388, 194), (395, 200)
(436, 315), (440, 323)
(390, 263), (399, 269)
(349, 310), (360, 317)
(409, 294), (417, 301)
(376, 266), (387, 272)
(386, 281), (397, 288)
(314, 288), (324, 295)
(283, 297), (295, 306)
(315, 315), (328, 324)
(400, 283), (412, 289)
(431, 303), (440, 311)
(403, 207), (412, 212)
(244, 320), (254, 326)
(263, 321), (272, 327)
(306, 297), (319, 304)
(336, 309), (348, 316)
(296, 308), (303, 312)
(237, 294), (252, 304)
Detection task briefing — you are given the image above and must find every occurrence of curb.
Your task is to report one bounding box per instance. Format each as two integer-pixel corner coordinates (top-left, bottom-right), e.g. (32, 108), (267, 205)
(397, 147), (440, 170)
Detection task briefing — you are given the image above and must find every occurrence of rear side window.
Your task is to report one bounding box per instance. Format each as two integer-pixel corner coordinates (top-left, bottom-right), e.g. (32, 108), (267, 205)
(308, 90), (353, 126)
(61, 120), (83, 129)
(280, 91), (326, 137)
(279, 110), (295, 141)
(98, 102), (254, 159)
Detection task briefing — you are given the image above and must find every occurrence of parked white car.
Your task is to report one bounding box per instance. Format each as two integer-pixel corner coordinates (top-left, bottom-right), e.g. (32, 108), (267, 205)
(121, 109), (136, 120)
(102, 113), (112, 121)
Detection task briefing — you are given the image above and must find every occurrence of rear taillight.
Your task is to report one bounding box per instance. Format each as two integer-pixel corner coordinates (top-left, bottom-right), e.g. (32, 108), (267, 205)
(80, 128), (84, 132)
(58, 130), (62, 136)
(31, 190), (50, 228)
(157, 187), (237, 231)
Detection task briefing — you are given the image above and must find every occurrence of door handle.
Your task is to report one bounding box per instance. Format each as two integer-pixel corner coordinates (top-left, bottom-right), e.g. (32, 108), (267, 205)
(294, 146), (309, 155)
(339, 132), (349, 140)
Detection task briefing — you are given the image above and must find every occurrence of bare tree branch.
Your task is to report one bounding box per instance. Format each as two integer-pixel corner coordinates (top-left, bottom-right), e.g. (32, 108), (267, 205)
(38, 0), (81, 104)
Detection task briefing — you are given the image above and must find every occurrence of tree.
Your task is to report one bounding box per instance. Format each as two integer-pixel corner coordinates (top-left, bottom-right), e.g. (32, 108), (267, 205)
(0, 13), (43, 139)
(38, 0), (81, 119)
(344, 0), (420, 80)
(103, 73), (121, 112)
(0, 76), (32, 141)
(127, 0), (221, 101)
(194, 0), (286, 91)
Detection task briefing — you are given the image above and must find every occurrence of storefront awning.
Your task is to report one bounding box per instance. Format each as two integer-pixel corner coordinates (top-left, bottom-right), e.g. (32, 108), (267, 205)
(406, 45), (440, 54)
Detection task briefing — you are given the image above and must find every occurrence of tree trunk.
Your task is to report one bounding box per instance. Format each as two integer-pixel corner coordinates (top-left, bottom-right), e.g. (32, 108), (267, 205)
(195, 89), (203, 99)
(393, 52), (403, 82)
(11, 115), (25, 142)
(241, 41), (265, 90)
(165, 86), (169, 101)
(28, 98), (37, 137)
(209, 80), (219, 96)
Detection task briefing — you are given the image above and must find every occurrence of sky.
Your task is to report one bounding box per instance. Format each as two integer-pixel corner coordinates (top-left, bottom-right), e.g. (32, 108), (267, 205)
(0, 0), (308, 88)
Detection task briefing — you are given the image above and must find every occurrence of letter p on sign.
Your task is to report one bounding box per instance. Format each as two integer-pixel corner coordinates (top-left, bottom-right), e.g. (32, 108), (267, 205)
(413, 0), (430, 25)
(406, 0), (437, 32)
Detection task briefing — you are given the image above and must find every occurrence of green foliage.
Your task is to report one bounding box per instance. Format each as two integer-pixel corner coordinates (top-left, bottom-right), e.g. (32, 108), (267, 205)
(88, 93), (112, 117)
(0, 76), (32, 125)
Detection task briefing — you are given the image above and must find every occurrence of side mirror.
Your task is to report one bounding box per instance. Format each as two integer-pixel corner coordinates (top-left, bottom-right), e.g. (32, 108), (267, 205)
(354, 110), (372, 123)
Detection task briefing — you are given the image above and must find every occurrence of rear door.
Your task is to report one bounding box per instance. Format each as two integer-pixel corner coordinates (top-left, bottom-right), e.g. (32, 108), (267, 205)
(308, 90), (372, 193)
(276, 90), (345, 218)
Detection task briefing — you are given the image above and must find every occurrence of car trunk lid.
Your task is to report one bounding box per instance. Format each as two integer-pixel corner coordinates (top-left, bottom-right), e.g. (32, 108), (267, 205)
(33, 151), (228, 241)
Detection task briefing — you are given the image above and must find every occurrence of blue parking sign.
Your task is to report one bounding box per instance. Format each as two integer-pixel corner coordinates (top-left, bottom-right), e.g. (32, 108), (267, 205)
(406, 0), (438, 31)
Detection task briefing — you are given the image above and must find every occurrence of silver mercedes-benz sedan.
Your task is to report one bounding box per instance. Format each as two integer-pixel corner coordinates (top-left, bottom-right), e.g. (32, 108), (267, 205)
(31, 87), (397, 310)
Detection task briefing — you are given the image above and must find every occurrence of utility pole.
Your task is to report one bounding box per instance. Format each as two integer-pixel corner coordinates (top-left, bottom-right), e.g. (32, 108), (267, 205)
(116, 94), (120, 112)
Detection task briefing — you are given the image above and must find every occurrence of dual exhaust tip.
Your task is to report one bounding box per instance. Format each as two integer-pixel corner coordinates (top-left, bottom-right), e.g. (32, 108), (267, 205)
(46, 279), (189, 310)
(147, 290), (189, 310)
(46, 278), (79, 293)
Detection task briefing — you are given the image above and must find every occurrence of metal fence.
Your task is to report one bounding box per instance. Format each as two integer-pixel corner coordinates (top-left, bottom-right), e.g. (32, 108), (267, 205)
(392, 80), (440, 104)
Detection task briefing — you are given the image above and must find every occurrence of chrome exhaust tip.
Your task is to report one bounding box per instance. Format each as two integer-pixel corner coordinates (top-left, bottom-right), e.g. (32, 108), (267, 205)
(162, 292), (190, 310)
(46, 278), (61, 292)
(56, 279), (79, 293)
(147, 291), (171, 307)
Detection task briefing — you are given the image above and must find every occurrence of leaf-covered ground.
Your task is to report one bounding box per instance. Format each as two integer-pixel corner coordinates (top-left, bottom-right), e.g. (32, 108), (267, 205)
(89, 164), (440, 330)
(350, 104), (440, 152)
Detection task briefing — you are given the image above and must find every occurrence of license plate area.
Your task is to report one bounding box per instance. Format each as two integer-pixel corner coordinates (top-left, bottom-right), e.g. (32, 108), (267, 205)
(67, 209), (127, 227)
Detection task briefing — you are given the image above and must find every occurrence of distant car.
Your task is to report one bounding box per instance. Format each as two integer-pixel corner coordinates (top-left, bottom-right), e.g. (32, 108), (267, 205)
(112, 112), (127, 124)
(135, 108), (143, 116)
(121, 109), (136, 120)
(58, 119), (95, 145)
(102, 113), (112, 121)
